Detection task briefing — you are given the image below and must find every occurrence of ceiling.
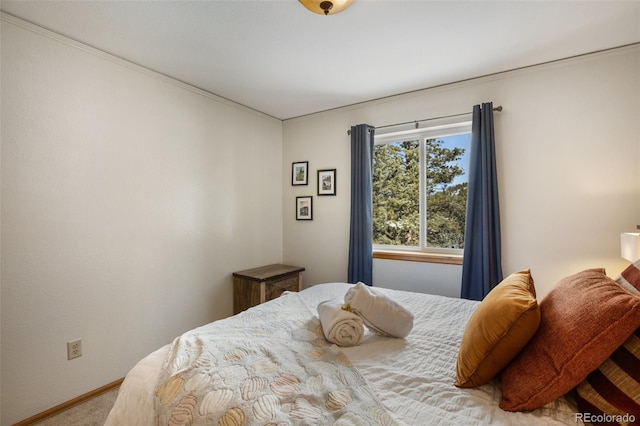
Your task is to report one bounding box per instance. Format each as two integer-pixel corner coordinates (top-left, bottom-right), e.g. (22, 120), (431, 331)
(2, 1), (639, 120)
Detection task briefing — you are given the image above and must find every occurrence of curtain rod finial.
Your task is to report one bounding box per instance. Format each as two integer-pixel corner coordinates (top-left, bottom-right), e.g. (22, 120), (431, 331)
(494, 105), (503, 112)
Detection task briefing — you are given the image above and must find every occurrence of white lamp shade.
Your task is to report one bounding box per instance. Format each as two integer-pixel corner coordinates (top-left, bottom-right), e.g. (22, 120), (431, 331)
(621, 232), (640, 262)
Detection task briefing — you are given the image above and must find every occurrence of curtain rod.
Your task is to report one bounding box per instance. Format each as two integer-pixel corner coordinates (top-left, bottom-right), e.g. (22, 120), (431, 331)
(347, 105), (503, 135)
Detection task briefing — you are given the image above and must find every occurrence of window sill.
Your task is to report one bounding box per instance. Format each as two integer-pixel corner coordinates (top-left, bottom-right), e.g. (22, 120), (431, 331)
(373, 250), (463, 265)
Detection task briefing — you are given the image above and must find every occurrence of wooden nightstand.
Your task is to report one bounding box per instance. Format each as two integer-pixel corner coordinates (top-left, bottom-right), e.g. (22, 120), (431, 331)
(232, 264), (305, 314)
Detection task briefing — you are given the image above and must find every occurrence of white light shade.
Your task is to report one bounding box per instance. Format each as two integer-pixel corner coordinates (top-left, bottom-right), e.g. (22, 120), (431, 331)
(621, 232), (640, 262)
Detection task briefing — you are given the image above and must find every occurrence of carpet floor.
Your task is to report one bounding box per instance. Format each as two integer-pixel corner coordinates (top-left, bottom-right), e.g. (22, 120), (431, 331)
(32, 387), (119, 426)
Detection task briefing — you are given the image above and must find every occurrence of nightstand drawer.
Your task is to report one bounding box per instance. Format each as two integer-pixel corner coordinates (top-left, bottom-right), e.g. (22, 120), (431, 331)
(232, 264), (305, 314)
(265, 275), (299, 301)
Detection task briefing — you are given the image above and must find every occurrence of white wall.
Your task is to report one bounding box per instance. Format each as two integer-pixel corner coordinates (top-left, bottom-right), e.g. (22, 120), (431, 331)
(283, 45), (640, 299)
(1, 16), (283, 424)
(373, 260), (462, 298)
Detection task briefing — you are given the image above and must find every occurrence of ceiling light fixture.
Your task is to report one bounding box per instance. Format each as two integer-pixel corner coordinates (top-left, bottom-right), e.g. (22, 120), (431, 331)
(299, 0), (354, 16)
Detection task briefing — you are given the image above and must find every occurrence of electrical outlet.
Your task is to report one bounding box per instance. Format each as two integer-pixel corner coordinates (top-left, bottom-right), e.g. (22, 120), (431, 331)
(67, 339), (82, 360)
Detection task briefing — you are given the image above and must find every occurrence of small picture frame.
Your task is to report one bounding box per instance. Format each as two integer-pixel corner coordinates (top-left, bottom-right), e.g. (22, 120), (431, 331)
(317, 169), (336, 196)
(296, 196), (313, 220)
(292, 161), (308, 186)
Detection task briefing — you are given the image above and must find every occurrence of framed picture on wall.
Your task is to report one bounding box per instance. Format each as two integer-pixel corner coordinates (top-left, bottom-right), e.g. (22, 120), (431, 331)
(296, 196), (313, 220)
(292, 161), (308, 186)
(317, 169), (336, 196)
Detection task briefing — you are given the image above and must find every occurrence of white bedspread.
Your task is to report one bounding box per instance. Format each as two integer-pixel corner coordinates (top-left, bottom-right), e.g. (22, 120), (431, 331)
(106, 283), (582, 425)
(155, 292), (397, 425)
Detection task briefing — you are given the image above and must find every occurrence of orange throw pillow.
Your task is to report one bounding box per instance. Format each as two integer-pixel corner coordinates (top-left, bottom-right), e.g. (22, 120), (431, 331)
(455, 269), (540, 388)
(500, 268), (640, 412)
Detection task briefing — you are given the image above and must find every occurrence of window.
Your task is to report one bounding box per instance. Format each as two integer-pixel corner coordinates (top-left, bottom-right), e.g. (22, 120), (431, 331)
(373, 122), (471, 258)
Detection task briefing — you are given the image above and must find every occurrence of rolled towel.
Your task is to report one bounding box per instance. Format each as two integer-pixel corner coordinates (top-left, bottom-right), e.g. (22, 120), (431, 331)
(344, 282), (414, 338)
(317, 299), (365, 347)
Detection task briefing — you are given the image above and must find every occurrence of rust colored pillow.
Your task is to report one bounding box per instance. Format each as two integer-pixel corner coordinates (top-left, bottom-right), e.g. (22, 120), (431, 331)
(455, 269), (540, 388)
(500, 268), (640, 412)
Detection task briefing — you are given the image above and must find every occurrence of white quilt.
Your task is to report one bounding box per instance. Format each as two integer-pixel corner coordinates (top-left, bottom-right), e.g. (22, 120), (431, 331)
(155, 292), (398, 425)
(106, 283), (582, 425)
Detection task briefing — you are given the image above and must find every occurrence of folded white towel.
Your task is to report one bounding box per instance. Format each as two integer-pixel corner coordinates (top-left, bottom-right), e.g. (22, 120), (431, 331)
(317, 299), (365, 347)
(344, 282), (414, 338)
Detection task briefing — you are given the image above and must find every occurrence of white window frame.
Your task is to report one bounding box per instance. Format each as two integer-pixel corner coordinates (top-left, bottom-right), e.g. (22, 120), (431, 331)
(373, 120), (472, 256)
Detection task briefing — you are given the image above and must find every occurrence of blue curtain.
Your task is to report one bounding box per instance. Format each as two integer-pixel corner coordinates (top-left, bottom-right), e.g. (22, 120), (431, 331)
(461, 102), (503, 300)
(348, 124), (375, 285)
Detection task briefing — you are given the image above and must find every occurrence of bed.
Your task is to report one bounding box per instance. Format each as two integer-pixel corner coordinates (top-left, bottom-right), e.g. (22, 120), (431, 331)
(105, 282), (585, 425)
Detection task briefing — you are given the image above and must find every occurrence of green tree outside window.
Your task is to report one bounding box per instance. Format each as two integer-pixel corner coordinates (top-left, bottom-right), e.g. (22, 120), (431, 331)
(373, 134), (468, 250)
